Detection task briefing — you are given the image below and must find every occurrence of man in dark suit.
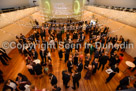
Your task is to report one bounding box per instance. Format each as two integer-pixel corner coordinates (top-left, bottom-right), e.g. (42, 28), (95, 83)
(116, 76), (134, 90)
(77, 60), (83, 72)
(0, 52), (8, 65)
(67, 58), (73, 73)
(105, 64), (119, 83)
(31, 49), (38, 60)
(98, 52), (109, 71)
(40, 27), (44, 41)
(62, 70), (70, 88)
(0, 48), (11, 61)
(42, 37), (48, 50)
(49, 73), (58, 86)
(65, 48), (70, 63)
(0, 70), (4, 83)
(40, 48), (47, 65)
(72, 70), (81, 90)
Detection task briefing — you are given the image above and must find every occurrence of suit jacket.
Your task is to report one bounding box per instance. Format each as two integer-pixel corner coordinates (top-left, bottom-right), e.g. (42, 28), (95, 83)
(67, 61), (73, 69)
(32, 51), (38, 59)
(51, 75), (58, 86)
(62, 71), (70, 84)
(77, 63), (83, 72)
(99, 55), (109, 64)
(120, 76), (130, 86)
(40, 50), (46, 58)
(73, 72), (81, 82)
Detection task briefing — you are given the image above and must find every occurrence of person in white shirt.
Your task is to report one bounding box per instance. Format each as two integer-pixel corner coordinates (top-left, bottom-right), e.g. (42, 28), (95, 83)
(49, 38), (55, 52)
(3, 79), (18, 91)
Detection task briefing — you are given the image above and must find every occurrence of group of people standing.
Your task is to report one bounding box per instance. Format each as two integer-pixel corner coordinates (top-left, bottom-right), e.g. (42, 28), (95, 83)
(1, 19), (136, 91)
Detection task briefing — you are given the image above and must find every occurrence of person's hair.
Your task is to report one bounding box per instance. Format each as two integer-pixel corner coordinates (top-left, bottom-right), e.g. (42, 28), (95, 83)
(54, 85), (57, 88)
(120, 53), (124, 57)
(75, 70), (78, 73)
(18, 73), (23, 77)
(48, 73), (53, 77)
(4, 80), (10, 85)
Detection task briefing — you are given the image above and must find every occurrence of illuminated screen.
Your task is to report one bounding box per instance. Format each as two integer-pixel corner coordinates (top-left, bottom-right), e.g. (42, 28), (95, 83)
(40, 0), (84, 19)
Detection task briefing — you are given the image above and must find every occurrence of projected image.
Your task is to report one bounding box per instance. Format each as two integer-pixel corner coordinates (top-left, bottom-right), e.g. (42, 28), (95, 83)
(40, 0), (84, 19)
(52, 2), (73, 16)
(40, 0), (52, 15)
(74, 0), (81, 14)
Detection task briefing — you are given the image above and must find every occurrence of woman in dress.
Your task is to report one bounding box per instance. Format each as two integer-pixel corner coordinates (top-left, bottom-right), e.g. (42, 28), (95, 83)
(84, 64), (93, 80)
(48, 59), (53, 72)
(74, 50), (79, 65)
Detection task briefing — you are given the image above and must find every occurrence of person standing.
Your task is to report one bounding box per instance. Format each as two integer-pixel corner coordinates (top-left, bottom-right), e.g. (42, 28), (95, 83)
(105, 64), (119, 83)
(77, 60), (83, 73)
(0, 52), (8, 65)
(0, 48), (11, 61)
(72, 70), (81, 90)
(58, 49), (64, 61)
(65, 49), (70, 63)
(74, 50), (79, 65)
(116, 76), (134, 90)
(98, 52), (109, 71)
(62, 70), (70, 88)
(67, 58), (73, 73)
(33, 63), (43, 78)
(40, 27), (44, 41)
(39, 48), (47, 65)
(84, 65), (93, 80)
(49, 73), (58, 87)
(0, 70), (4, 83)
(31, 50), (38, 60)
(92, 58), (99, 74)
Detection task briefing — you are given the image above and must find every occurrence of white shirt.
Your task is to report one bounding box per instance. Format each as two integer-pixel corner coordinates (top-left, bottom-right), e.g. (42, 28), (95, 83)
(49, 40), (55, 45)
(24, 85), (30, 91)
(47, 52), (51, 57)
(8, 82), (16, 90)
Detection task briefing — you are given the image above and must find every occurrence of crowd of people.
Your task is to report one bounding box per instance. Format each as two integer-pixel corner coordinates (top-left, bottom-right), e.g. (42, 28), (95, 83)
(0, 19), (136, 91)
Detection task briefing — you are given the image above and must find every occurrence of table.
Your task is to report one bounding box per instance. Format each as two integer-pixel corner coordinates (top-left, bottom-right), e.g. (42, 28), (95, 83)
(33, 59), (41, 64)
(126, 61), (135, 68)
(123, 61), (135, 73)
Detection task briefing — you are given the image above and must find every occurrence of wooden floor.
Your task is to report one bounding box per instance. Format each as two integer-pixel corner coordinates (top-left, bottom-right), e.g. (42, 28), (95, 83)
(0, 30), (136, 91)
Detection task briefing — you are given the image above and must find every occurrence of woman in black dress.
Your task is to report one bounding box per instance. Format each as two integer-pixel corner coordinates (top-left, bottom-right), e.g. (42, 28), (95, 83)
(74, 50), (79, 65)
